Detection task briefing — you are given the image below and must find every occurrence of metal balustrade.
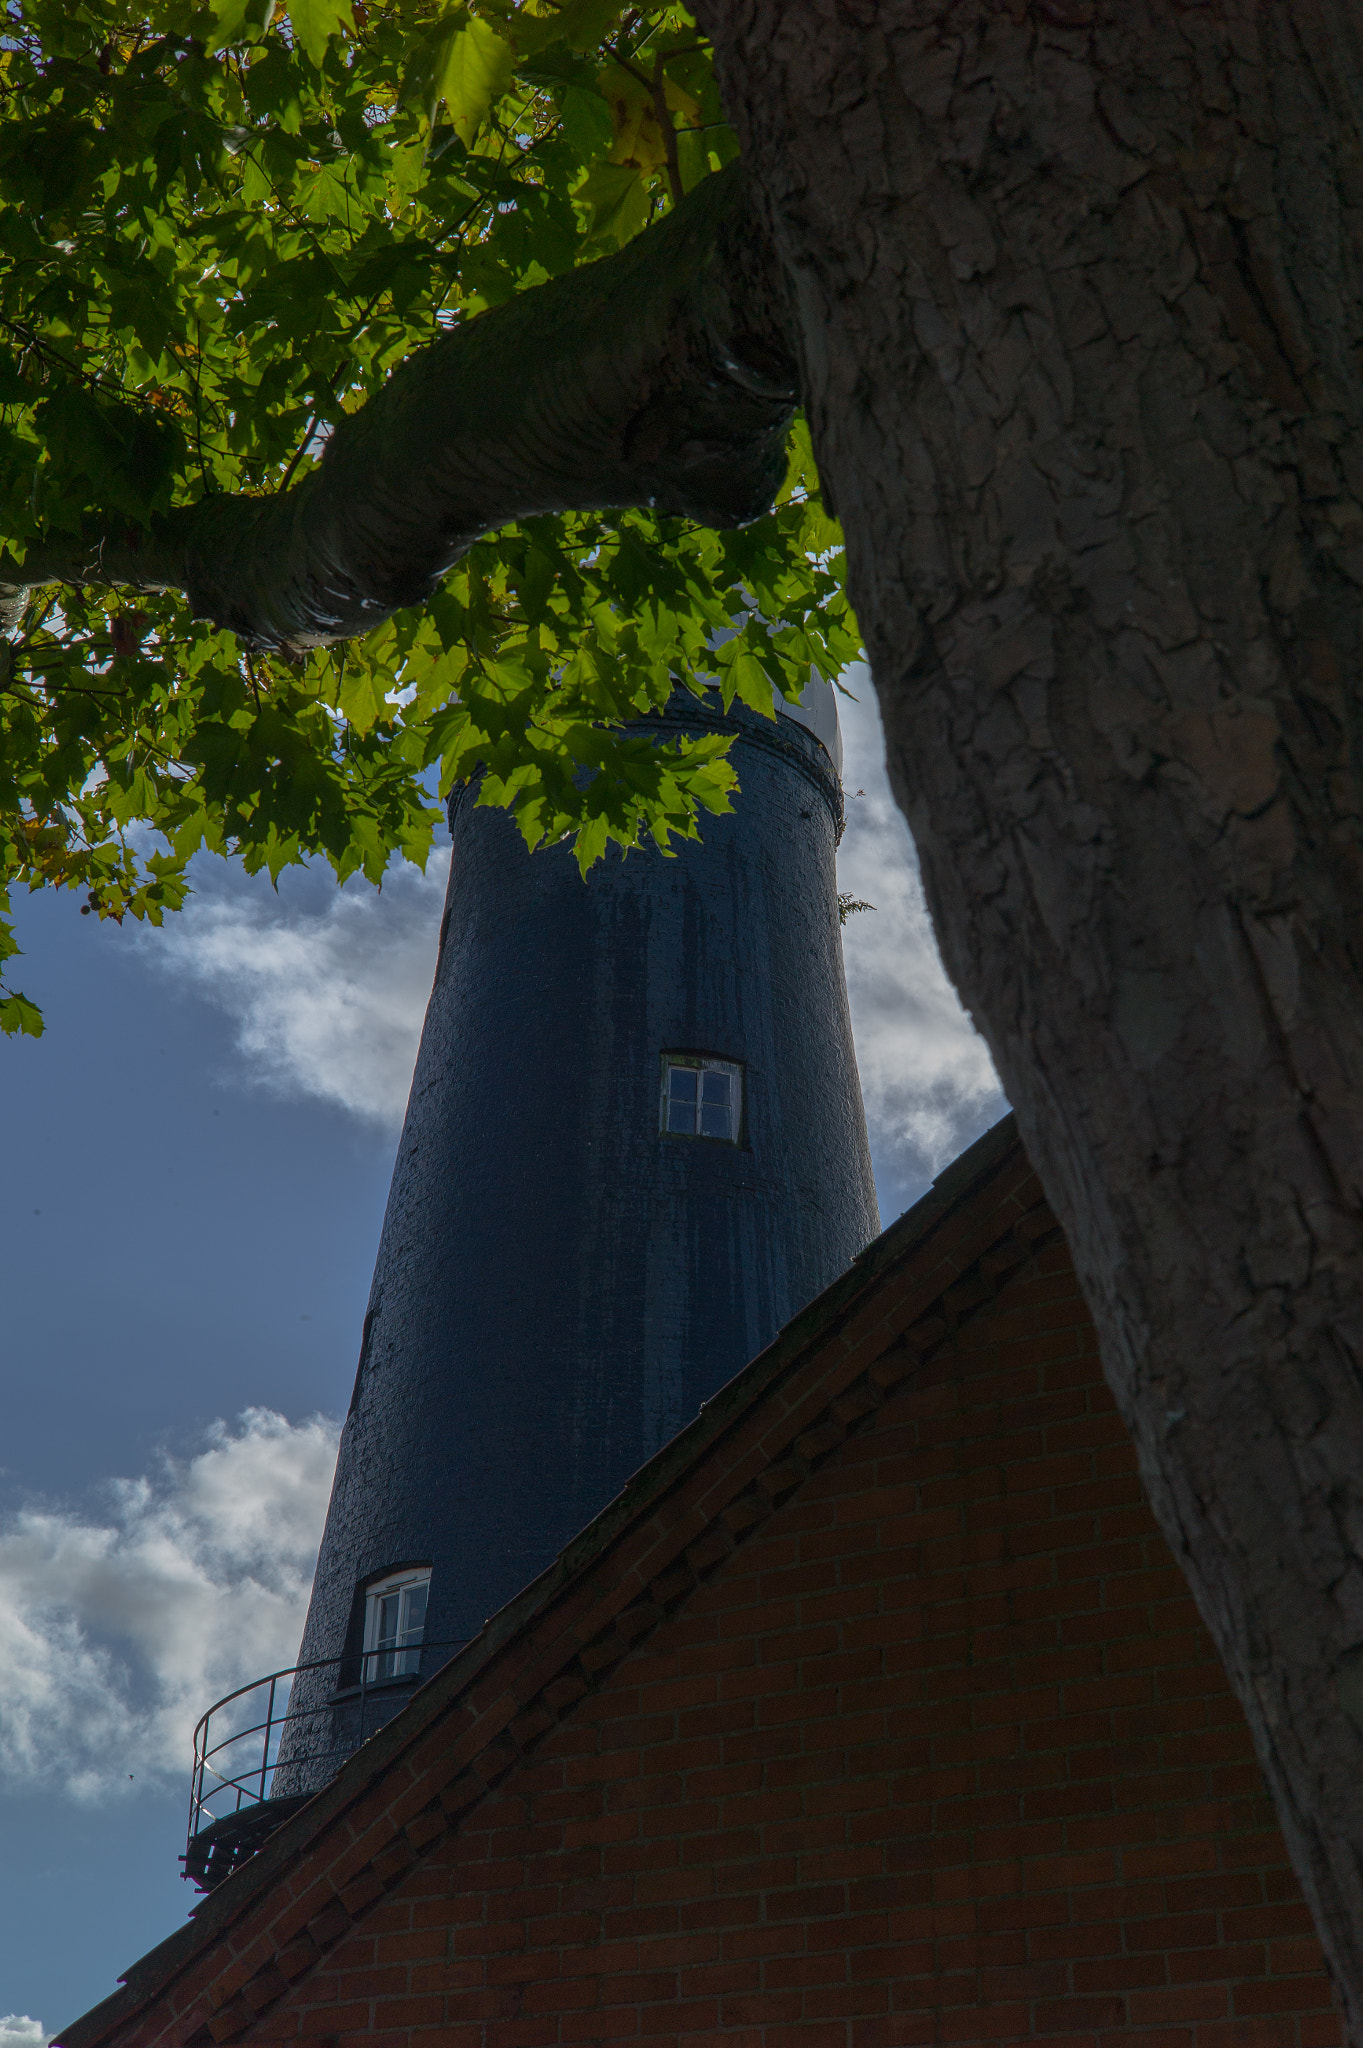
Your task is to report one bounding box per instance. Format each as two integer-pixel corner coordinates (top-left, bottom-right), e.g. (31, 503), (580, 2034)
(184, 1639), (467, 1891)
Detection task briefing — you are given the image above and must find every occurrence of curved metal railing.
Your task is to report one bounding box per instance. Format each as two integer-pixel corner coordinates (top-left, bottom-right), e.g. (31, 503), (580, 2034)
(185, 1639), (468, 1885)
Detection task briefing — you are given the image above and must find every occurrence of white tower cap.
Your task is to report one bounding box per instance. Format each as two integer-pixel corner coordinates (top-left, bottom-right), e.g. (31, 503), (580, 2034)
(776, 670), (843, 778)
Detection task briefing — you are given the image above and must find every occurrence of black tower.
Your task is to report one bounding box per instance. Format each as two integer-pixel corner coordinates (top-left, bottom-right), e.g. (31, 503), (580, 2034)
(274, 686), (878, 1794)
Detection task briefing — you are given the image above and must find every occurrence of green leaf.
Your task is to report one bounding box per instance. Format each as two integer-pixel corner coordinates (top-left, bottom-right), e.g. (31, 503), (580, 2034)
(510, 0), (625, 56)
(437, 19), (515, 143)
(336, 653), (393, 735)
(574, 160), (649, 248)
(286, 0), (354, 66)
(399, 19), (458, 122)
(205, 0), (279, 54)
(0, 990), (44, 1038)
(557, 82), (613, 161)
(725, 648), (775, 717)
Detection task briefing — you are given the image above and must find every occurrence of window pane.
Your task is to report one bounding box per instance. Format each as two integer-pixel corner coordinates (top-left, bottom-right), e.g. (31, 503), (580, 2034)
(364, 1572), (430, 1682)
(661, 1058), (741, 1142)
(400, 1579), (428, 1638)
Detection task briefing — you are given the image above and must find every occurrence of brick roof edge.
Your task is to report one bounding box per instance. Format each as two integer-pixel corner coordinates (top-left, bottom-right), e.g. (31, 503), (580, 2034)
(58, 1111), (1049, 2048)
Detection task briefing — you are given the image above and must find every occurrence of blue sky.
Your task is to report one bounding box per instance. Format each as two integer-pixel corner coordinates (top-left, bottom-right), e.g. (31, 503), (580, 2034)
(0, 674), (1006, 2037)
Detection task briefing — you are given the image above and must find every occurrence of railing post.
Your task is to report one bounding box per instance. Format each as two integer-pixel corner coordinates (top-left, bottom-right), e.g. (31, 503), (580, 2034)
(260, 1675), (276, 1804)
(188, 1715), (204, 1860)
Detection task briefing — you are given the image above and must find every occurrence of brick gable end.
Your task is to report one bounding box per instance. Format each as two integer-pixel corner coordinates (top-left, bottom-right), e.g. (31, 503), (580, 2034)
(65, 1134), (1342, 2048)
(203, 1262), (1344, 2043)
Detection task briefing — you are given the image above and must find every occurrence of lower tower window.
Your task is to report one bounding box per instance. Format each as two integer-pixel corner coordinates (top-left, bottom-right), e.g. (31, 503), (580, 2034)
(661, 1056), (743, 1143)
(362, 1567), (430, 1682)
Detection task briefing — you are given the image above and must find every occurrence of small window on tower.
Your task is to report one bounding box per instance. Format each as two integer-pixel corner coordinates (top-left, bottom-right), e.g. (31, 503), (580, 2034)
(362, 1567), (430, 1683)
(661, 1056), (743, 1143)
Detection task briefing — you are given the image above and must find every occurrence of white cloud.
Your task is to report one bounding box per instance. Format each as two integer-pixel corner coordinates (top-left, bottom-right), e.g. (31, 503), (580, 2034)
(0, 2019), (51, 2048)
(141, 853), (449, 1125)
(0, 1411), (339, 1802)
(835, 669), (1008, 1217)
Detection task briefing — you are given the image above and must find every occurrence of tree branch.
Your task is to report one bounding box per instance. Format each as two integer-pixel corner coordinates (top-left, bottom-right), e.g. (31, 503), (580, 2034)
(0, 163), (797, 655)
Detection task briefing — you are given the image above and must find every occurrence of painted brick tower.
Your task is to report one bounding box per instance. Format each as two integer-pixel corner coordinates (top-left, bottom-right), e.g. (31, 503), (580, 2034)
(189, 681), (877, 1874)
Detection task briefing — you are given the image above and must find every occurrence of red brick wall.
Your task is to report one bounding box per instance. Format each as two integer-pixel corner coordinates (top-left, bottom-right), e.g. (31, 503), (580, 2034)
(254, 1236), (1340, 2048)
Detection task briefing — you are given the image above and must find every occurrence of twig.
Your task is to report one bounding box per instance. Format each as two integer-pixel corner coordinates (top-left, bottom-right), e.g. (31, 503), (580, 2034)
(191, 313), (208, 488)
(651, 48), (684, 208)
(606, 39), (685, 207)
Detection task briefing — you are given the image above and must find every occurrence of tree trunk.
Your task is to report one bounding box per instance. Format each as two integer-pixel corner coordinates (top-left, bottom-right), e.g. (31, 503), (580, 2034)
(701, 0), (1363, 2022)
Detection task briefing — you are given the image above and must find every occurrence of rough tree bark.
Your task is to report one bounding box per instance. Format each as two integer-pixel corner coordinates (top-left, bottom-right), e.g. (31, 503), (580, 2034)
(697, 0), (1363, 2022)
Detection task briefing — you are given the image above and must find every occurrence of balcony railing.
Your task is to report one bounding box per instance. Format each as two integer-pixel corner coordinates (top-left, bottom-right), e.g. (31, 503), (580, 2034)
(184, 1639), (467, 1891)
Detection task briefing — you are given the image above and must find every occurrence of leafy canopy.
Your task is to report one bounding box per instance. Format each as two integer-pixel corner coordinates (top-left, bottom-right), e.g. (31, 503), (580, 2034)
(0, 0), (858, 1034)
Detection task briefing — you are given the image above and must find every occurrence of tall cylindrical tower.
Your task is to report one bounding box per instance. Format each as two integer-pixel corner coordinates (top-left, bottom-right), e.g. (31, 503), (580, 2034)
(273, 686), (877, 1793)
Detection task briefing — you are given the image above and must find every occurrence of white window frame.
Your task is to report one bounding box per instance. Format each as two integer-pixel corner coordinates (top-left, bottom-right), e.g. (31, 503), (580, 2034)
(660, 1055), (743, 1144)
(361, 1567), (430, 1684)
